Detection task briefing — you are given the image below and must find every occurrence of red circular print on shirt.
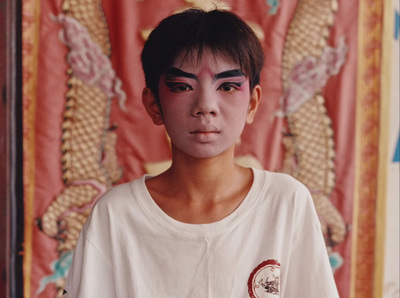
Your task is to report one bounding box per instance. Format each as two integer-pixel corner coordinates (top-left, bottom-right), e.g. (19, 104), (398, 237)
(248, 259), (281, 297)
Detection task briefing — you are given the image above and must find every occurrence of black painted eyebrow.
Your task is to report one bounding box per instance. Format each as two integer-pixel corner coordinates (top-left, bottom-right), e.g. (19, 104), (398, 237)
(164, 67), (246, 82)
(164, 68), (197, 80)
(213, 69), (245, 81)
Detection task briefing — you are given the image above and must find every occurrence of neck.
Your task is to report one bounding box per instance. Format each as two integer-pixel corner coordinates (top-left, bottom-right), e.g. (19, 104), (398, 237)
(164, 146), (243, 202)
(145, 145), (254, 223)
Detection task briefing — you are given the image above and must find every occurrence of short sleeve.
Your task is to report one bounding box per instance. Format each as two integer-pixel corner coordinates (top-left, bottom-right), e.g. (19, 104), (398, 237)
(282, 187), (339, 297)
(64, 214), (117, 297)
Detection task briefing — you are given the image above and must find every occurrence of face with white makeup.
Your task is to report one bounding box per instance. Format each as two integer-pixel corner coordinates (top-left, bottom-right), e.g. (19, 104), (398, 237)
(143, 48), (261, 159)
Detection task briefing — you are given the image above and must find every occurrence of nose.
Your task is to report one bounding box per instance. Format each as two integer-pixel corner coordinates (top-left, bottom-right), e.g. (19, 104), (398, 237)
(191, 88), (219, 117)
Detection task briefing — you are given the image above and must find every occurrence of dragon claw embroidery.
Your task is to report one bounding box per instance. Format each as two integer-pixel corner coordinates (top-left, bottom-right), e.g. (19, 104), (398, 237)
(258, 275), (280, 295)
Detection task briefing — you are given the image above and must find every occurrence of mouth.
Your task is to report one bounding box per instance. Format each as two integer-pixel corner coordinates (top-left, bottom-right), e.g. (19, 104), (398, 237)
(190, 131), (219, 135)
(190, 124), (219, 134)
(189, 129), (220, 142)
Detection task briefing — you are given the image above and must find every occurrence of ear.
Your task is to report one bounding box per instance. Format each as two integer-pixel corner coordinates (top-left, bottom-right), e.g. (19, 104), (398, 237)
(246, 85), (262, 124)
(142, 87), (164, 125)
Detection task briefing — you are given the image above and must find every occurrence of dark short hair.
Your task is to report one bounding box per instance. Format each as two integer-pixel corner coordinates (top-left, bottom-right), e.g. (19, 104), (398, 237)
(141, 9), (265, 98)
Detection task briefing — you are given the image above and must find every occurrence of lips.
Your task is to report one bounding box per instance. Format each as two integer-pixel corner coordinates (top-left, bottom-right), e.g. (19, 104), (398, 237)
(190, 130), (219, 134)
(189, 129), (220, 136)
(189, 124), (219, 135)
(189, 126), (220, 142)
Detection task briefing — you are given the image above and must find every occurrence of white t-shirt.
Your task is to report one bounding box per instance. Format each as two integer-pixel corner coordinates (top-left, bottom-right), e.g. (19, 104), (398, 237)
(64, 168), (339, 297)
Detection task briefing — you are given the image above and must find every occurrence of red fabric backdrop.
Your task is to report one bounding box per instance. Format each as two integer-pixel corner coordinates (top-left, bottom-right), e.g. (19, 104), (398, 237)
(23, 0), (361, 297)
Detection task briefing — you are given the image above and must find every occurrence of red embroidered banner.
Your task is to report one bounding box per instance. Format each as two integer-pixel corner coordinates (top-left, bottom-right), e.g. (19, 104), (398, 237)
(22, 0), (372, 297)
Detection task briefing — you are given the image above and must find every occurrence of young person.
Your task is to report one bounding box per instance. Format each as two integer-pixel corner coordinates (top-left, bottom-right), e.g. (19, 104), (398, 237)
(64, 9), (339, 297)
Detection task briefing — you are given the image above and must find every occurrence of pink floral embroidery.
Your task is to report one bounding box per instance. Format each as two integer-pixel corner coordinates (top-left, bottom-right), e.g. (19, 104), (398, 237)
(277, 37), (347, 116)
(53, 14), (126, 109)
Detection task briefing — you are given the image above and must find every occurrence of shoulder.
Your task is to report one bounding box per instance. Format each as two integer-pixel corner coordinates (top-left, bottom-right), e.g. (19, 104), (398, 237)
(254, 169), (310, 197)
(95, 176), (146, 208)
(79, 176), (147, 238)
(85, 176), (147, 226)
(252, 169), (314, 213)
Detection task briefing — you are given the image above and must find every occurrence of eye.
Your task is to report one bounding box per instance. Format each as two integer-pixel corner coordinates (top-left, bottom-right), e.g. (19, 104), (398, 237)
(218, 82), (244, 93)
(165, 81), (193, 93)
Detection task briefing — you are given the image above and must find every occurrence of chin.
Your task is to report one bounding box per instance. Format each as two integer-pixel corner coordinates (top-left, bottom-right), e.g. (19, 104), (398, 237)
(180, 145), (234, 160)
